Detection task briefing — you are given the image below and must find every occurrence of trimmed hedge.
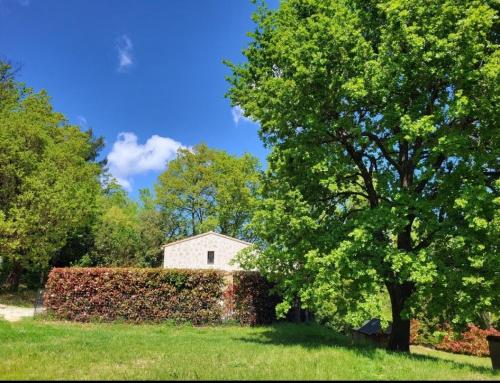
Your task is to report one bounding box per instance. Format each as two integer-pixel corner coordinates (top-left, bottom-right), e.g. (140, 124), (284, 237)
(44, 268), (225, 324)
(232, 271), (281, 326)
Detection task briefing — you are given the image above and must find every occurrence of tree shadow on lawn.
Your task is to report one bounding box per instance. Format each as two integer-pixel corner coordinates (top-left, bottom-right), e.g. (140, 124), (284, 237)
(235, 322), (497, 376)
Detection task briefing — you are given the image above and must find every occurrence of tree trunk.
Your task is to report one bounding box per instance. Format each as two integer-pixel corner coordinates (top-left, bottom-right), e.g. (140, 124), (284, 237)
(386, 226), (415, 352)
(292, 296), (301, 323)
(386, 282), (413, 352)
(304, 310), (310, 323)
(191, 209), (197, 236)
(5, 260), (23, 292)
(478, 311), (493, 329)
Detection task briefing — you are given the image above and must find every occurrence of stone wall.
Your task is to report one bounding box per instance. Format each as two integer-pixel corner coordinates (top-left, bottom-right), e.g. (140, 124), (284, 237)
(163, 232), (250, 272)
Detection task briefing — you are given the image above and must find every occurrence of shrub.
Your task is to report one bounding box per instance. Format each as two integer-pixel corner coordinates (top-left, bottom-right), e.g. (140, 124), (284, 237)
(410, 319), (451, 346)
(410, 319), (420, 345)
(232, 271), (281, 325)
(435, 324), (500, 356)
(44, 268), (225, 324)
(222, 282), (236, 320)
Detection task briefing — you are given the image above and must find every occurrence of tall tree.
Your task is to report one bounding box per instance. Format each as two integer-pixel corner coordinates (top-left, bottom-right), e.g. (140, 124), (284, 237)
(80, 181), (143, 267)
(155, 144), (260, 241)
(137, 188), (173, 267)
(79, 183), (174, 268)
(227, 0), (499, 351)
(0, 61), (103, 290)
(52, 128), (106, 269)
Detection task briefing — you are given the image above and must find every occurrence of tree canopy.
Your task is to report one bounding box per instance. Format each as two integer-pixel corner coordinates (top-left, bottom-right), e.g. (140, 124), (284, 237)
(155, 143), (261, 241)
(79, 182), (169, 268)
(0, 61), (103, 289)
(0, 62), (261, 280)
(227, 0), (499, 351)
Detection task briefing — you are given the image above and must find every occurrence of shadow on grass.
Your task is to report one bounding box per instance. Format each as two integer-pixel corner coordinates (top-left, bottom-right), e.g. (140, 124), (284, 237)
(235, 322), (497, 376)
(0, 288), (37, 308)
(388, 349), (496, 376)
(235, 322), (379, 355)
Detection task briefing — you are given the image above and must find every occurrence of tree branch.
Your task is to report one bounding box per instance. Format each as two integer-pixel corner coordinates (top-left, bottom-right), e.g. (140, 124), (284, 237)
(414, 154), (446, 194)
(413, 229), (440, 251)
(339, 133), (379, 208)
(362, 131), (402, 174)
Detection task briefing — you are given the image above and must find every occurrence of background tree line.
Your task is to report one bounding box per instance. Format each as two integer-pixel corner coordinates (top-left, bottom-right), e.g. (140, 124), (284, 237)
(0, 61), (261, 292)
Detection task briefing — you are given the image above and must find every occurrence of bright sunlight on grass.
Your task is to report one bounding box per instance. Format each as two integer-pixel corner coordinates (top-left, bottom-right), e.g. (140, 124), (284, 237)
(0, 319), (497, 380)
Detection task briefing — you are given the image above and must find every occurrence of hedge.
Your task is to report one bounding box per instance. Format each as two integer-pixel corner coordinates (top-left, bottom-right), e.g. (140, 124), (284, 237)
(44, 268), (225, 324)
(232, 271), (281, 326)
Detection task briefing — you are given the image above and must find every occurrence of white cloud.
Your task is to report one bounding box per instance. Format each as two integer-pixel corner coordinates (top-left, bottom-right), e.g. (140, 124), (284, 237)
(76, 115), (88, 128)
(116, 35), (133, 72)
(0, 0), (29, 13)
(231, 105), (254, 125)
(107, 132), (184, 190)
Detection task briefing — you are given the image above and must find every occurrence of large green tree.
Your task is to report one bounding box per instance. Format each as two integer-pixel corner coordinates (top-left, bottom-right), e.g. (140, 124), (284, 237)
(51, 128), (105, 269)
(136, 188), (179, 267)
(79, 181), (144, 267)
(155, 144), (260, 242)
(0, 61), (103, 290)
(79, 182), (173, 268)
(227, 0), (499, 351)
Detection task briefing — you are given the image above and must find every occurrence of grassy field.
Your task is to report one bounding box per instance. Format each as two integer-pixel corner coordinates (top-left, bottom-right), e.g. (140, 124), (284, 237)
(0, 319), (497, 380)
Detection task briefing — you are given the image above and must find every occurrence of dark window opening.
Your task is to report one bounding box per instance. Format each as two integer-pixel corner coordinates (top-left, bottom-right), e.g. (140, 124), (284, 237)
(207, 251), (215, 265)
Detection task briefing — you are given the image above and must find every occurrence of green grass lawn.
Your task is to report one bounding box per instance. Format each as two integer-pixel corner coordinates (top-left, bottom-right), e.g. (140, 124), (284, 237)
(0, 319), (497, 380)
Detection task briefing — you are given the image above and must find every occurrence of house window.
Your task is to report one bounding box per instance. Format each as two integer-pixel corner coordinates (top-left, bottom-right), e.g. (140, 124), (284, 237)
(207, 251), (215, 265)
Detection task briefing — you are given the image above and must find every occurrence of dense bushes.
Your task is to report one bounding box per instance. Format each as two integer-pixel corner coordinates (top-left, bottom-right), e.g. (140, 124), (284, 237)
(232, 271), (281, 325)
(409, 319), (451, 346)
(410, 319), (500, 356)
(44, 268), (282, 326)
(44, 268), (225, 324)
(435, 324), (500, 357)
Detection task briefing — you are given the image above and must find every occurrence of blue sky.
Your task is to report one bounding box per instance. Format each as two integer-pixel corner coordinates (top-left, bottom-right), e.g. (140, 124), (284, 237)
(0, 0), (277, 197)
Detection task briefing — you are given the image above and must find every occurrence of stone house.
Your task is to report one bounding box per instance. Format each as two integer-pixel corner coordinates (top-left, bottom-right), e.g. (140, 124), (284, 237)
(162, 231), (252, 272)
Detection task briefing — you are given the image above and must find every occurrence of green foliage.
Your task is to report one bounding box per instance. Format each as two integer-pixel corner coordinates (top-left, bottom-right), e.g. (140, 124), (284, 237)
(0, 60), (261, 282)
(155, 143), (261, 241)
(0, 61), (103, 287)
(80, 182), (172, 268)
(80, 181), (144, 267)
(136, 188), (170, 266)
(44, 267), (225, 324)
(227, 0), (499, 346)
(411, 319), (454, 346)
